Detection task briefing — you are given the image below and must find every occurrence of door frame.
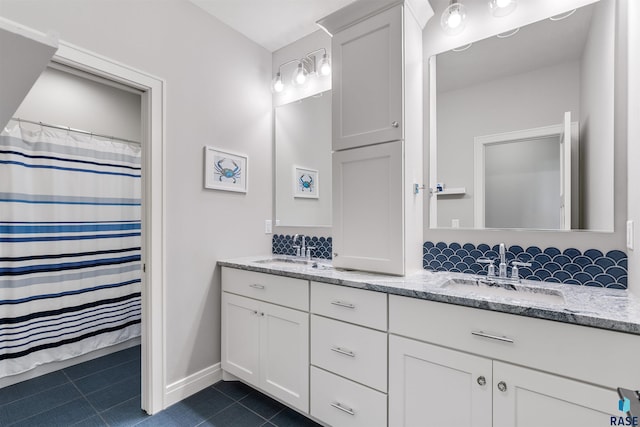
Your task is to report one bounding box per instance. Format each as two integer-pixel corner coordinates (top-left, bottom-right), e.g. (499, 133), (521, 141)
(52, 41), (166, 414)
(473, 122), (578, 229)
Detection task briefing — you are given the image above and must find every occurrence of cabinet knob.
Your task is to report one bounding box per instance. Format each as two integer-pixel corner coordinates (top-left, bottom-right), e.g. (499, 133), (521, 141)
(333, 252), (339, 258)
(391, 121), (399, 128)
(497, 381), (507, 392)
(477, 376), (486, 386)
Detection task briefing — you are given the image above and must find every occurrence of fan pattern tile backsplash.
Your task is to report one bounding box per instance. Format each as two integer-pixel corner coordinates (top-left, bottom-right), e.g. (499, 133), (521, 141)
(423, 242), (627, 289)
(271, 235), (628, 289)
(272, 234), (332, 259)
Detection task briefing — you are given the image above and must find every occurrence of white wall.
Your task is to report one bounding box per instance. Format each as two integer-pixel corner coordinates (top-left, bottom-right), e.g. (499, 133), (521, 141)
(0, 0), (273, 389)
(436, 61), (580, 228)
(580, 0), (615, 230)
(14, 66), (141, 141)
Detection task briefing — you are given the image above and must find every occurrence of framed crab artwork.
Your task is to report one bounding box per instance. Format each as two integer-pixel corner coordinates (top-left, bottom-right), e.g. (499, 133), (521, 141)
(293, 166), (318, 199)
(204, 146), (248, 193)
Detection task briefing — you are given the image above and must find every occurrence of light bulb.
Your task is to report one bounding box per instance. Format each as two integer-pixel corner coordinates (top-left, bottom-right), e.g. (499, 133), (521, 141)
(292, 63), (307, 86)
(447, 10), (462, 28)
(272, 72), (284, 93)
(440, 2), (467, 35)
(489, 0), (517, 17)
(318, 54), (331, 76)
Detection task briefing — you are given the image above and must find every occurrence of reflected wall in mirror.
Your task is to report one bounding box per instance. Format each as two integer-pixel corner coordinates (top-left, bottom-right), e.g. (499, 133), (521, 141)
(275, 91), (332, 227)
(430, 0), (615, 231)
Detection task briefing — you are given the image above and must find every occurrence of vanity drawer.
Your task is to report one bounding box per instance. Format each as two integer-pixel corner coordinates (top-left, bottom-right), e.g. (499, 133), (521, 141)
(389, 295), (640, 389)
(222, 267), (308, 311)
(311, 281), (387, 330)
(311, 315), (387, 392)
(311, 366), (387, 427)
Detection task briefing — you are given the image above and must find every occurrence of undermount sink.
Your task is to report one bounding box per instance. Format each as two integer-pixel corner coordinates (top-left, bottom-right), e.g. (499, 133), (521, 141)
(441, 277), (565, 305)
(254, 257), (332, 270)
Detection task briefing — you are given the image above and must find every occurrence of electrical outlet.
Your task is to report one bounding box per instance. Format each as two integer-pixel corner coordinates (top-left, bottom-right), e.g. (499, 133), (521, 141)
(265, 220), (272, 234)
(627, 220), (634, 250)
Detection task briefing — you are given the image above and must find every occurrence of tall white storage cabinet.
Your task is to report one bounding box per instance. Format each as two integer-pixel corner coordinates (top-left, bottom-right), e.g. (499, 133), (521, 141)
(320, 0), (432, 275)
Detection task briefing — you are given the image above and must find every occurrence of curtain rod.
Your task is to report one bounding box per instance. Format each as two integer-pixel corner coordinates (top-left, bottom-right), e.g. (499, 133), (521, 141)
(10, 117), (141, 146)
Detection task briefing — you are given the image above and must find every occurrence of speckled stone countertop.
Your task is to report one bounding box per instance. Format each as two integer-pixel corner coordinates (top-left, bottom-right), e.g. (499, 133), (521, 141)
(218, 255), (640, 335)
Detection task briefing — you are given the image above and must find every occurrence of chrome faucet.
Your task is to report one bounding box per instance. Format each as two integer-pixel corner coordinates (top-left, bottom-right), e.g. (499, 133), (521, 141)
(292, 234), (306, 257)
(498, 243), (507, 278)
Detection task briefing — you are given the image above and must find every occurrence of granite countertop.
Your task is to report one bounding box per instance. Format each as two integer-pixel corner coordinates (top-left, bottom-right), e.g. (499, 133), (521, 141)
(218, 255), (640, 336)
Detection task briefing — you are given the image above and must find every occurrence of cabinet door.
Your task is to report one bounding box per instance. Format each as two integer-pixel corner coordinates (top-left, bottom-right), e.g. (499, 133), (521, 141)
(221, 292), (260, 384)
(260, 302), (309, 413)
(493, 361), (617, 427)
(332, 141), (404, 274)
(332, 5), (402, 150)
(389, 335), (492, 427)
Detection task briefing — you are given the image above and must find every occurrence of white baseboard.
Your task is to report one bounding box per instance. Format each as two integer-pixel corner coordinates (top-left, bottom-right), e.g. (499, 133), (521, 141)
(164, 363), (222, 408)
(0, 337), (141, 389)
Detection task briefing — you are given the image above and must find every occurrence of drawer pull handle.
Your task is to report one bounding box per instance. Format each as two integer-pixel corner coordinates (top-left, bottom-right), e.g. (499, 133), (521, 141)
(331, 346), (355, 358)
(471, 331), (514, 344)
(330, 402), (355, 416)
(249, 284), (265, 290)
(331, 300), (355, 309)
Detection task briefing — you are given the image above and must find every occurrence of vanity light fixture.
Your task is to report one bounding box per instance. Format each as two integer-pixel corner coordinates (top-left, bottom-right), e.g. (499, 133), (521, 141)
(272, 48), (331, 93)
(441, 0), (467, 36)
(489, 0), (517, 17)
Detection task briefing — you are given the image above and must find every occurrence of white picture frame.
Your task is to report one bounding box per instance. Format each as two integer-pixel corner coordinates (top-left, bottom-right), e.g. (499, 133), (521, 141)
(204, 146), (248, 193)
(294, 166), (318, 199)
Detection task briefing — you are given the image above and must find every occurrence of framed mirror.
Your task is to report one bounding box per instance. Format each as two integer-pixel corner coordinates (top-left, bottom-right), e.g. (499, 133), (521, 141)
(275, 91), (332, 227)
(429, 0), (615, 232)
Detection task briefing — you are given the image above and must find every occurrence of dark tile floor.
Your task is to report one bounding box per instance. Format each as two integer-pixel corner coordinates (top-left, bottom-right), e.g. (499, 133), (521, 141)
(0, 346), (321, 426)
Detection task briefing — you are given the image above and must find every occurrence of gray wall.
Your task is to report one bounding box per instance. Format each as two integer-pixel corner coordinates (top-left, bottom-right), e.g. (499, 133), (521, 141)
(436, 61), (580, 228)
(14, 66), (141, 141)
(0, 0), (273, 386)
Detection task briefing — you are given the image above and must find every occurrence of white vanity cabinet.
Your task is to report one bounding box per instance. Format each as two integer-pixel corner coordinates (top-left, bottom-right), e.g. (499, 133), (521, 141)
(221, 268), (309, 412)
(330, 5), (403, 150)
(309, 281), (388, 427)
(388, 295), (627, 427)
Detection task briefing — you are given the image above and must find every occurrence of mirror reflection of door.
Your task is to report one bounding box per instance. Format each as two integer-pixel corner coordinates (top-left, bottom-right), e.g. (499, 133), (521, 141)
(474, 112), (578, 230)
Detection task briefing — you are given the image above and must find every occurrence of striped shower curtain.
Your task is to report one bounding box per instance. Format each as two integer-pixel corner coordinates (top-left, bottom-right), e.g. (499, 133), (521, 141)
(0, 121), (142, 377)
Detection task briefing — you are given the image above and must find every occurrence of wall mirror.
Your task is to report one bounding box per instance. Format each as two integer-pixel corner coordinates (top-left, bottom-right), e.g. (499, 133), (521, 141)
(275, 91), (332, 227)
(429, 0), (615, 232)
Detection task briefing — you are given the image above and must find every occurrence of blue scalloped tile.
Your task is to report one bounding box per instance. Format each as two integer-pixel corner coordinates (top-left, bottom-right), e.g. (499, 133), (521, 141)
(583, 265), (605, 277)
(525, 246), (542, 256)
(552, 254), (571, 266)
(563, 248), (581, 258)
(422, 241), (627, 289)
(606, 266), (627, 279)
(271, 234), (332, 259)
(544, 247), (562, 257)
(595, 257), (616, 269)
(607, 250), (626, 262)
(584, 249), (604, 260)
(585, 281), (604, 288)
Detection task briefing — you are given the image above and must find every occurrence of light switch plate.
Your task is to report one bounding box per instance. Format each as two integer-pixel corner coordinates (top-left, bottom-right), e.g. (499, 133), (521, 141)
(627, 220), (634, 250)
(265, 220), (272, 234)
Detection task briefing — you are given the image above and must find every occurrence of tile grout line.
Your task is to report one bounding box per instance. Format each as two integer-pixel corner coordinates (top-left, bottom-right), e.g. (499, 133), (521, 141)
(64, 369), (111, 426)
(0, 371), (72, 410)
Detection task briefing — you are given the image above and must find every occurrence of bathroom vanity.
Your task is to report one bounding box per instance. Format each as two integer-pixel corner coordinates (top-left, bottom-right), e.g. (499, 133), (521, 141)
(219, 256), (640, 427)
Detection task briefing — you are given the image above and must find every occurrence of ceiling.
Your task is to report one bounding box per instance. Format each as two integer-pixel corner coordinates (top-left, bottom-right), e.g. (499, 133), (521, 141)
(189, 0), (357, 52)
